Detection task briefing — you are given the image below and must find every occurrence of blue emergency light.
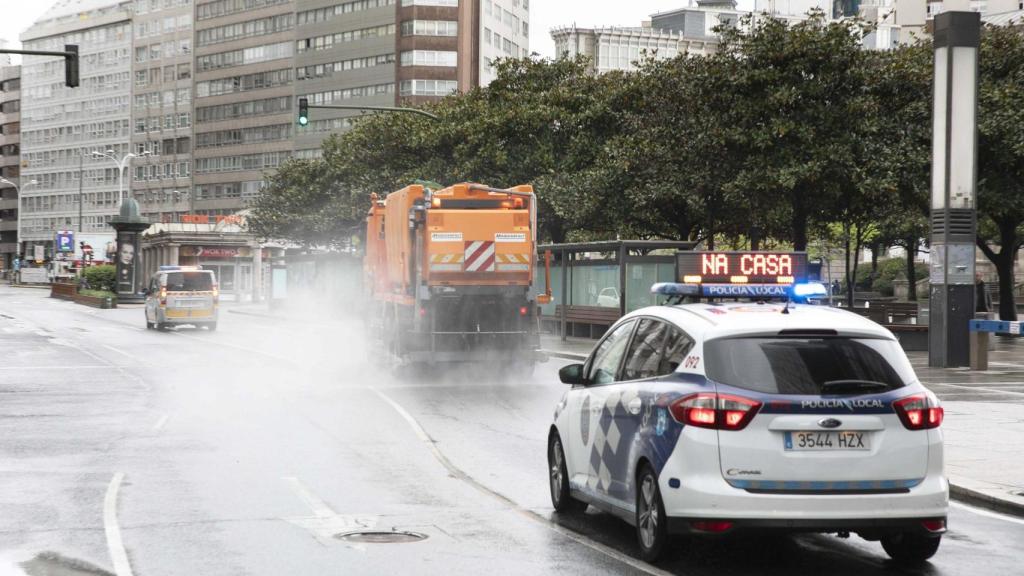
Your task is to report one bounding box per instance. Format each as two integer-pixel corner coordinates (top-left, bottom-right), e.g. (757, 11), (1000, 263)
(651, 282), (702, 297)
(652, 281), (828, 302)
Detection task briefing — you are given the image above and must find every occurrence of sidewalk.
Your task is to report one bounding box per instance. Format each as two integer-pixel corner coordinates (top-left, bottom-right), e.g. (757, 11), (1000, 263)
(540, 334), (1024, 517)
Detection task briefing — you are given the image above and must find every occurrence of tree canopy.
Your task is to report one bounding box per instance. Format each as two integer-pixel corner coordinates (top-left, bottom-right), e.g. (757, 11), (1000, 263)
(247, 17), (1024, 316)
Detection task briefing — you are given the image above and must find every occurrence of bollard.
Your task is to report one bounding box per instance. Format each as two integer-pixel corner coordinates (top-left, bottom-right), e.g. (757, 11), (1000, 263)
(969, 330), (989, 371)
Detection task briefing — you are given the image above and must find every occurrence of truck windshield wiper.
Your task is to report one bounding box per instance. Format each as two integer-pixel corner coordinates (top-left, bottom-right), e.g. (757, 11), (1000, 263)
(821, 380), (890, 394)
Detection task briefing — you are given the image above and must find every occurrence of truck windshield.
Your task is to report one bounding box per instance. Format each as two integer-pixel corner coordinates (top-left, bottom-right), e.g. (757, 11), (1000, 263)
(703, 337), (915, 395)
(166, 272), (213, 291)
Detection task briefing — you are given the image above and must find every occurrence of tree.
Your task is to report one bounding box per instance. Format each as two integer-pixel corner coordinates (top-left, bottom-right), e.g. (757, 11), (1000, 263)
(247, 157), (365, 248)
(862, 42), (932, 301)
(715, 11), (875, 250)
(977, 24), (1024, 320)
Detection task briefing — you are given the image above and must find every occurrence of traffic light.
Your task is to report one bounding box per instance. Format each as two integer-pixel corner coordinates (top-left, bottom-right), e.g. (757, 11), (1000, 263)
(298, 97), (309, 126)
(64, 44), (79, 88)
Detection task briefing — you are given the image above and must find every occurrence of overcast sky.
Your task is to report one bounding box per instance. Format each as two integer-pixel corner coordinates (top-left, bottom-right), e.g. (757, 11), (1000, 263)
(1, 1), (756, 64)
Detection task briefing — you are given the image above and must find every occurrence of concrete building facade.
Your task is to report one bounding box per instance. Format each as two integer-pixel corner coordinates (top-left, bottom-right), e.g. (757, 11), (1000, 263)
(13, 0), (527, 252)
(0, 64), (20, 270)
(19, 0), (134, 259)
(130, 0), (195, 223)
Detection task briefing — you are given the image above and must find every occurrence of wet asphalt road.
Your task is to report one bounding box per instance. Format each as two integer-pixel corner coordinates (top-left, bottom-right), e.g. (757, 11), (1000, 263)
(0, 285), (1022, 576)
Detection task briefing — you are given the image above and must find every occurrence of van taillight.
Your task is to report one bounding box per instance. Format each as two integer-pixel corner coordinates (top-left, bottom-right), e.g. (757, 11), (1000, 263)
(212, 284), (219, 302)
(669, 393), (761, 431)
(159, 287), (166, 306)
(893, 394), (944, 430)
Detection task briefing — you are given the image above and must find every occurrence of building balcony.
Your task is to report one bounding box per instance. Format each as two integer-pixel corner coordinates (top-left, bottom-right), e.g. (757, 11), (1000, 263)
(0, 221), (17, 232)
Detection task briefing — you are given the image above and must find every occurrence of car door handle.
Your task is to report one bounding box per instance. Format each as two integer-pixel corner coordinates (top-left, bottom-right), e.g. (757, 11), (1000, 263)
(627, 397), (642, 415)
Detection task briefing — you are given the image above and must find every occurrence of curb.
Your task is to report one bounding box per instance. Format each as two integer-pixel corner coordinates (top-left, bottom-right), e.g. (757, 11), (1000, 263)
(949, 482), (1024, 519)
(541, 349), (588, 362)
(543, 348), (1024, 519)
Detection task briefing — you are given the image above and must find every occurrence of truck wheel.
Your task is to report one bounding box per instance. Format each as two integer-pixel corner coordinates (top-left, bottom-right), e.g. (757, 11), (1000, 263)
(206, 322), (218, 331)
(146, 321), (154, 330)
(157, 323), (168, 331)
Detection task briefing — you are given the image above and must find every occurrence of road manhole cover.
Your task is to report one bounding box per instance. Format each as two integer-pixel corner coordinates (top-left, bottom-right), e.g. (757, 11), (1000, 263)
(335, 530), (428, 544)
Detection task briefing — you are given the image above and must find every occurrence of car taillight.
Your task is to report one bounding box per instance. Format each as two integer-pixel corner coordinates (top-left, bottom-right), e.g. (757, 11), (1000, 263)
(519, 306), (529, 316)
(669, 393), (761, 431)
(893, 394), (944, 430)
(212, 284), (219, 302)
(690, 520), (734, 533)
(159, 287), (166, 306)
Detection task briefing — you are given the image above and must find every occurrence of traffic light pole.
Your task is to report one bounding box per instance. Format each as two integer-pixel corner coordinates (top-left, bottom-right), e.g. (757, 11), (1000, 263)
(0, 46), (79, 87)
(299, 99), (439, 123)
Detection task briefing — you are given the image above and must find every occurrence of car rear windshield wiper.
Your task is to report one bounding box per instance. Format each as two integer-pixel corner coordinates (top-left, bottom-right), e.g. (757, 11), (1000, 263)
(821, 380), (890, 394)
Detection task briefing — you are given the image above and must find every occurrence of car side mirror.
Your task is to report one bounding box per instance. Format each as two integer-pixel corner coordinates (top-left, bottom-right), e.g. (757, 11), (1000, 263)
(559, 363), (587, 385)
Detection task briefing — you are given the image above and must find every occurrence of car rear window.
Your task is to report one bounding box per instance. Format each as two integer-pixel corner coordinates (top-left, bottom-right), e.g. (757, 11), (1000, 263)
(165, 272), (214, 291)
(703, 337), (915, 395)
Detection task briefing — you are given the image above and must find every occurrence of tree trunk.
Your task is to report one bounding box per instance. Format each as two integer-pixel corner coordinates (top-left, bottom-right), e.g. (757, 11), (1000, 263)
(849, 226), (866, 309)
(905, 238), (918, 302)
(996, 221), (1018, 320)
(976, 220), (1020, 321)
(844, 222), (854, 308)
(870, 242), (880, 274)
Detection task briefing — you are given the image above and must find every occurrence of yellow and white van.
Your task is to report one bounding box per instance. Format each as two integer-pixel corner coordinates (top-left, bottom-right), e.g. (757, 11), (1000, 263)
(144, 266), (219, 331)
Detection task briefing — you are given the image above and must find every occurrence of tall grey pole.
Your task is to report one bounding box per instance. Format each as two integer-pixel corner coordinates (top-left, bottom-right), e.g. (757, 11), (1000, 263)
(928, 11), (980, 368)
(78, 154), (83, 234)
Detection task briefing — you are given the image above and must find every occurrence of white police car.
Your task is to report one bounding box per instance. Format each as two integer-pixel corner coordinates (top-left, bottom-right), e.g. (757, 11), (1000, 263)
(547, 283), (947, 564)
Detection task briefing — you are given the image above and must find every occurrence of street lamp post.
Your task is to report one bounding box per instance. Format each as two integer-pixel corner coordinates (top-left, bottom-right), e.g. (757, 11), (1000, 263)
(929, 11), (981, 368)
(91, 150), (150, 209)
(0, 177), (38, 264)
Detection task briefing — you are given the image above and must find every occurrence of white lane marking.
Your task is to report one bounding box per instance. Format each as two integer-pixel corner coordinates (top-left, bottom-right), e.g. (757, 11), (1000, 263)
(370, 388), (672, 576)
(104, 472), (134, 576)
(282, 477), (378, 549)
(170, 331), (298, 366)
(152, 414), (169, 432)
(103, 344), (141, 362)
(283, 476), (335, 519)
(924, 382), (1024, 397)
(951, 501), (1024, 526)
(0, 365), (109, 370)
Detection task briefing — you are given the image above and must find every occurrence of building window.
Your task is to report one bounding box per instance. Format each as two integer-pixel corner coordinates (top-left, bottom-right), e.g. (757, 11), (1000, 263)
(400, 20), (458, 37)
(400, 0), (457, 6)
(400, 50), (457, 67)
(399, 79), (458, 97)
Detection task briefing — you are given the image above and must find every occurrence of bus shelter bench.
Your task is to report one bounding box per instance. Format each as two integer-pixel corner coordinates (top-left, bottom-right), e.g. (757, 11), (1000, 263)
(552, 305), (622, 339)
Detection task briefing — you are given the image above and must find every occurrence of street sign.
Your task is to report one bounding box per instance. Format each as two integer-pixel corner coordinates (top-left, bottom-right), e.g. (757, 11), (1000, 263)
(56, 230), (75, 253)
(676, 251), (808, 285)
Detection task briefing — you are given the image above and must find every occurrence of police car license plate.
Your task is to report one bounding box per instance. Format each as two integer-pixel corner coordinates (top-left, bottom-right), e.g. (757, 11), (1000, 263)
(176, 299), (201, 308)
(784, 431), (869, 451)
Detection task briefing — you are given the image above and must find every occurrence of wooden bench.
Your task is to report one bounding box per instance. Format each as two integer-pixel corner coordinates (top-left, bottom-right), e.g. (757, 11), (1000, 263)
(545, 305), (622, 339)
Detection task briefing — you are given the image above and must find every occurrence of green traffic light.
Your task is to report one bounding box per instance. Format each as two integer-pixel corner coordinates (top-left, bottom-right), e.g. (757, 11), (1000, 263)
(298, 116), (308, 126)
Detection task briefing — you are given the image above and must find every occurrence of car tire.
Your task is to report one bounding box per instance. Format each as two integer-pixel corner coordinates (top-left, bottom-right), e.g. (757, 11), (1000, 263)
(156, 323), (168, 331)
(636, 463), (669, 562)
(548, 434), (586, 513)
(146, 321), (154, 330)
(881, 532), (941, 565)
(206, 322), (217, 331)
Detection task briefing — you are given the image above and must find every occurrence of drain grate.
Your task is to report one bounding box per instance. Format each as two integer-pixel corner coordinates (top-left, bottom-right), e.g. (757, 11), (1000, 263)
(335, 530), (428, 544)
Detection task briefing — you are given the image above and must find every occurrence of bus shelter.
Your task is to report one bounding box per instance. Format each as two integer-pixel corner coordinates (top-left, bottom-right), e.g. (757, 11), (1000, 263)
(534, 240), (695, 340)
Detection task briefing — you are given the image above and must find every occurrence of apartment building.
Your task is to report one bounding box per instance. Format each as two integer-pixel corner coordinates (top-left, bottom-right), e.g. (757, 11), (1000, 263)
(0, 64), (20, 270)
(20, 0), (134, 258)
(130, 0), (195, 222)
(14, 0), (527, 240)
(294, 0), (396, 156)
